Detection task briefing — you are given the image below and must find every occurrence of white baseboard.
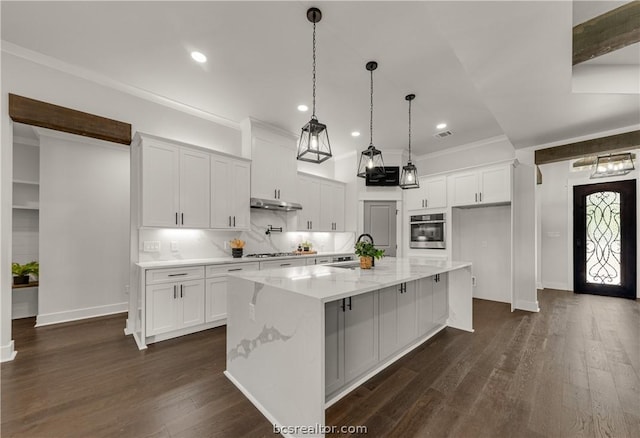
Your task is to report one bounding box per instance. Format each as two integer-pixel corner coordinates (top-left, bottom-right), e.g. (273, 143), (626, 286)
(36, 302), (128, 327)
(124, 318), (132, 335)
(1, 340), (17, 362)
(542, 282), (570, 291)
(515, 300), (540, 312)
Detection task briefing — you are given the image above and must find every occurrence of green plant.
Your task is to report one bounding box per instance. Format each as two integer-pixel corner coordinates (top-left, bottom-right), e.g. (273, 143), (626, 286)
(354, 241), (385, 260)
(300, 240), (313, 249)
(12, 261), (38, 278)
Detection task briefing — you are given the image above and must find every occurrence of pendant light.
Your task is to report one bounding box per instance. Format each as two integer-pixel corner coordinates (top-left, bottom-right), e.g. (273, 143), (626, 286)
(399, 94), (419, 189)
(297, 7), (332, 164)
(591, 152), (635, 178)
(357, 61), (385, 178)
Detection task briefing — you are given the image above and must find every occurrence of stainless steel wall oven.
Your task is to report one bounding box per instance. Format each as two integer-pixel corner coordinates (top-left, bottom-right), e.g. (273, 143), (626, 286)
(409, 213), (445, 249)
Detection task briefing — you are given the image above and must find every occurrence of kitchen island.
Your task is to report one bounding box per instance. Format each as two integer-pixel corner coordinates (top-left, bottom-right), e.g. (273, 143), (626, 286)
(225, 257), (473, 437)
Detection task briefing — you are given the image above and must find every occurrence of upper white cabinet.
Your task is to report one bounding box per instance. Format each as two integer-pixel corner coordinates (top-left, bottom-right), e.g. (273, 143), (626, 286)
(449, 164), (511, 207)
(405, 176), (447, 211)
(251, 136), (298, 203)
(298, 173), (346, 231)
(140, 138), (210, 228)
(211, 156), (250, 230)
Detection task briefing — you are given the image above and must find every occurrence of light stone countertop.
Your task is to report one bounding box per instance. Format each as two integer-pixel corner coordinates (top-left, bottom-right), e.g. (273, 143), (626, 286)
(135, 252), (355, 269)
(228, 257), (472, 303)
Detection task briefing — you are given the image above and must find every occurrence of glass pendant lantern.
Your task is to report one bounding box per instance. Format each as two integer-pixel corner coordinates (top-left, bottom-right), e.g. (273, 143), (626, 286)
(400, 94), (419, 189)
(297, 7), (332, 164)
(357, 61), (385, 178)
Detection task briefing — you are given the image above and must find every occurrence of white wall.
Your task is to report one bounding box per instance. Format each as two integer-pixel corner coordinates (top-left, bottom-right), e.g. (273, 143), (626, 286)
(414, 135), (515, 176)
(538, 152), (640, 297)
(452, 205), (512, 303)
(37, 130), (130, 326)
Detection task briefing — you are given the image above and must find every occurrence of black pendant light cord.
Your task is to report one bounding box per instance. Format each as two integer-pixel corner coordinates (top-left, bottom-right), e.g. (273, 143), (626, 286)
(312, 20), (317, 119)
(408, 97), (412, 161)
(369, 68), (374, 147)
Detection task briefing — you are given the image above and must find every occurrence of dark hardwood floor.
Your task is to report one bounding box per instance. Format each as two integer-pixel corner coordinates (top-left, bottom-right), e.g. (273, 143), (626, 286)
(2, 290), (639, 437)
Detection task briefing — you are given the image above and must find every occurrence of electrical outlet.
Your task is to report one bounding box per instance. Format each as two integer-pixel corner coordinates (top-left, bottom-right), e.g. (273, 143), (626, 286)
(171, 241), (179, 252)
(249, 303), (256, 321)
(143, 241), (160, 252)
(224, 241), (230, 250)
(472, 276), (477, 287)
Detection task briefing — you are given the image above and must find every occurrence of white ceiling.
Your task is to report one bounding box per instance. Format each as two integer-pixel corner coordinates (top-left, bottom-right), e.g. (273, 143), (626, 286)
(2, 1), (638, 157)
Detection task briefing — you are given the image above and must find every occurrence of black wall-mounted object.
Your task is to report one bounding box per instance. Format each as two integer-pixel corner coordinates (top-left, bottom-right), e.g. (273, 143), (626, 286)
(366, 166), (400, 186)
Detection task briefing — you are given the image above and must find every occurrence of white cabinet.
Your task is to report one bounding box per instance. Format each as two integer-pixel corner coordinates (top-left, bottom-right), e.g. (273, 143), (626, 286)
(344, 292), (379, 384)
(379, 282), (417, 360)
(405, 176), (447, 211)
(433, 273), (448, 325)
(211, 156), (250, 230)
(313, 256), (333, 265)
(449, 164), (511, 207)
(251, 137), (297, 203)
(141, 138), (210, 228)
(298, 175), (321, 231)
(205, 262), (260, 323)
(325, 299), (345, 395)
(416, 277), (435, 336)
(145, 266), (205, 336)
(259, 258), (307, 270)
(298, 173), (345, 231)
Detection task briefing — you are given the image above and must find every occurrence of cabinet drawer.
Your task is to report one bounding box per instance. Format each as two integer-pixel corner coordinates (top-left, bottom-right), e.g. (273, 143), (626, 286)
(146, 266), (204, 285)
(206, 262), (260, 277)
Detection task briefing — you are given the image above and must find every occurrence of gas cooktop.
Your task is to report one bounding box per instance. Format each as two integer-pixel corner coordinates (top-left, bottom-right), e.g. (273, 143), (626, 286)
(244, 252), (300, 258)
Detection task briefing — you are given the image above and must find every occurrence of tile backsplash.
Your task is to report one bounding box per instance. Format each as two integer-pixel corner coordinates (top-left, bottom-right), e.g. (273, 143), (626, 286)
(138, 209), (355, 262)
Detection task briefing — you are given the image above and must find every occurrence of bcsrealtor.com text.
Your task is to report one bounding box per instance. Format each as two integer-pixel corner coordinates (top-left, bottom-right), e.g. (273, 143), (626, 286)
(274, 424), (368, 435)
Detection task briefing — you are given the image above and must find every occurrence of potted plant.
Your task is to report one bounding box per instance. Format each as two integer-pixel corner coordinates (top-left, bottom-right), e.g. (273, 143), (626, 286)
(229, 239), (245, 258)
(300, 241), (313, 252)
(354, 242), (384, 269)
(12, 261), (38, 285)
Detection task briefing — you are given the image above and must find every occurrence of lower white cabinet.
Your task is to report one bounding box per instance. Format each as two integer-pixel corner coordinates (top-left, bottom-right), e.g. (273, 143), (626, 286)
(433, 273), (448, 325)
(146, 277), (205, 336)
(417, 277), (435, 336)
(379, 282), (417, 360)
(205, 262), (260, 323)
(325, 299), (345, 395)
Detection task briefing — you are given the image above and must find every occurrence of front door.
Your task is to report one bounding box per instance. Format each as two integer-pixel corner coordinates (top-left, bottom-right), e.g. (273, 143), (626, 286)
(573, 179), (636, 299)
(364, 201), (397, 257)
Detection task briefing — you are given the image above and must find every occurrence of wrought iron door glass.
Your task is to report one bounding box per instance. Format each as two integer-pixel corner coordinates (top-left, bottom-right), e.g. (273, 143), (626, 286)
(585, 191), (621, 285)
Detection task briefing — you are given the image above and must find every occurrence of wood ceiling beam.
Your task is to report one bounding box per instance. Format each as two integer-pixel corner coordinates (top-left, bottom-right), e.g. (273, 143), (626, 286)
(534, 130), (640, 165)
(573, 1), (640, 65)
(9, 94), (132, 145)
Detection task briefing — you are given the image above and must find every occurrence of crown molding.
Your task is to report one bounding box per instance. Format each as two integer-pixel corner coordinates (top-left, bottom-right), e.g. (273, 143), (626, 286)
(414, 135), (511, 161)
(2, 40), (241, 131)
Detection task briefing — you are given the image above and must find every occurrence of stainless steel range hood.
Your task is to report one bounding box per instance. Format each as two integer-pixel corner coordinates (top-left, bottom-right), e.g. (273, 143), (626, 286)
(250, 197), (302, 211)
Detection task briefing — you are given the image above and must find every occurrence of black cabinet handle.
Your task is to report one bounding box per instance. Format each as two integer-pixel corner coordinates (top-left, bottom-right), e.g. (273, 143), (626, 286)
(480, 192), (482, 202)
(280, 263), (291, 267)
(168, 273), (187, 277)
(229, 216), (231, 226)
(173, 285), (177, 299)
(278, 189), (281, 199)
(175, 212), (178, 225)
(348, 297), (352, 310)
(233, 216), (236, 227)
(310, 221), (313, 229)
(341, 298), (345, 312)
(475, 193), (478, 202)
(227, 268), (243, 272)
(180, 284), (183, 298)
(274, 189), (277, 198)
(181, 213), (184, 225)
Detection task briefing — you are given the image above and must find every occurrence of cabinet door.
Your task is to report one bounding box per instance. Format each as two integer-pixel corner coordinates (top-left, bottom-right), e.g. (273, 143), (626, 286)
(424, 177), (447, 209)
(319, 182), (334, 231)
(416, 277), (434, 336)
(479, 165), (511, 204)
(397, 282), (417, 348)
(449, 172), (478, 207)
(274, 142), (298, 203)
(205, 276), (227, 323)
(332, 183), (345, 231)
(344, 292), (379, 383)
(378, 285), (399, 360)
(325, 300), (345, 396)
(179, 279), (205, 328)
(180, 148), (210, 228)
(210, 156), (232, 228)
(146, 282), (178, 335)
(231, 160), (251, 230)
(259, 258), (307, 270)
(298, 177), (321, 231)
(404, 182), (426, 210)
(433, 274), (448, 325)
(251, 137), (297, 202)
(141, 141), (180, 227)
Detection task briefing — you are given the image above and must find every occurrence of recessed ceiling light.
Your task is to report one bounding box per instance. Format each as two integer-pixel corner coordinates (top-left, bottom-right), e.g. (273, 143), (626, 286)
(297, 104), (309, 112)
(436, 123), (447, 130)
(191, 51), (207, 63)
(351, 131), (361, 137)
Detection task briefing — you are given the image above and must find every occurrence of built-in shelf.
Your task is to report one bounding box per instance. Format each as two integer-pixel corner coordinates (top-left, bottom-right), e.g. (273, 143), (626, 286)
(12, 281), (39, 290)
(13, 179), (39, 186)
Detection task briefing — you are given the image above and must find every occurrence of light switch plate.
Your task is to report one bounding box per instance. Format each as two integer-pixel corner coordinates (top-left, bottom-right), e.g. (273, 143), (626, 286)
(143, 241), (160, 252)
(171, 241), (179, 252)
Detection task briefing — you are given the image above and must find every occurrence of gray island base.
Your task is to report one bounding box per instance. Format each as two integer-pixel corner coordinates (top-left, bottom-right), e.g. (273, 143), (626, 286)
(225, 257), (473, 438)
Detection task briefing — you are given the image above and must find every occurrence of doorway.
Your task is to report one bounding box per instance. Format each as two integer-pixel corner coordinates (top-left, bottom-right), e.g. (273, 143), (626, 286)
(363, 201), (396, 257)
(573, 179), (636, 299)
